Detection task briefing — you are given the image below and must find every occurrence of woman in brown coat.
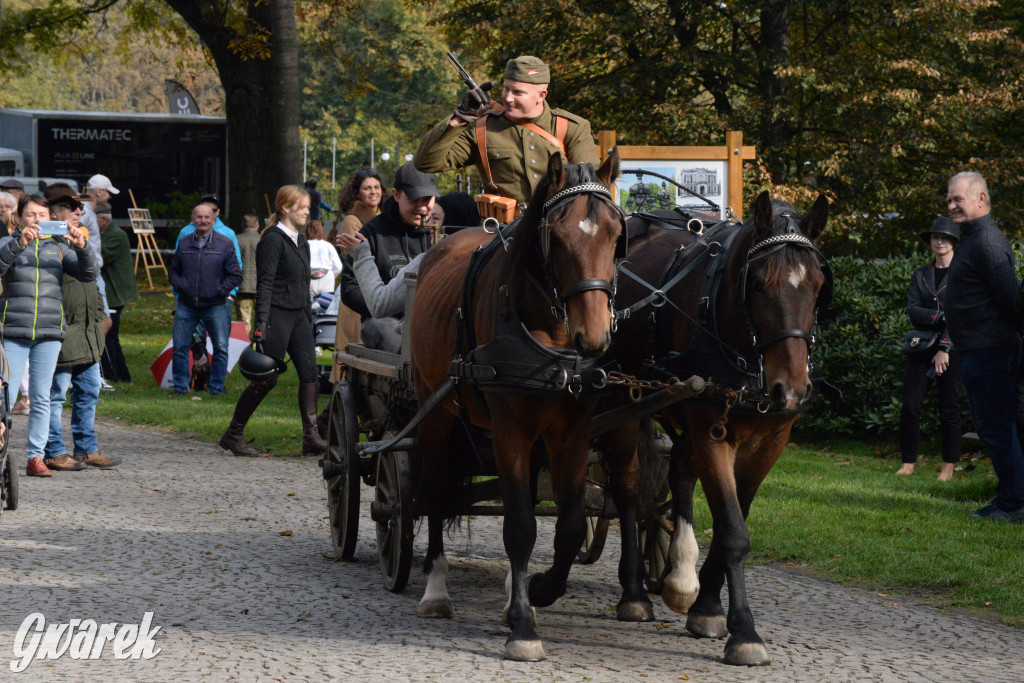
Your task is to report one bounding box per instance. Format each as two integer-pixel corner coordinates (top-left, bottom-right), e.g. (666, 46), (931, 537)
(329, 169), (385, 380)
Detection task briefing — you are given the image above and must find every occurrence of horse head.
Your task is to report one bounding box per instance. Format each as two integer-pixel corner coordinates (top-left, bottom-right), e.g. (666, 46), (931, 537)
(742, 191), (830, 410)
(515, 148), (623, 357)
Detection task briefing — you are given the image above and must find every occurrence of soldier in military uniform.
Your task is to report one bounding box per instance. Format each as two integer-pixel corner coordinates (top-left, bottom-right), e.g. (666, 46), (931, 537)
(413, 55), (599, 207)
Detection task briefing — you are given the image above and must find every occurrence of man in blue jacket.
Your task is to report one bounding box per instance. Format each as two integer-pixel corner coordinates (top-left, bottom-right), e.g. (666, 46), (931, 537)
(168, 202), (242, 395)
(943, 171), (1024, 523)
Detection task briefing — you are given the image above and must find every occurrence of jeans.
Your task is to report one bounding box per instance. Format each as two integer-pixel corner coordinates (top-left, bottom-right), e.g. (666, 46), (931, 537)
(45, 362), (100, 458)
(960, 344), (1024, 511)
(172, 301), (230, 394)
(3, 338), (63, 461)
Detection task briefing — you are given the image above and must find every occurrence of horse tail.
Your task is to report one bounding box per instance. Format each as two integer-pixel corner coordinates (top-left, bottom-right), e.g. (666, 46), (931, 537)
(636, 417), (672, 521)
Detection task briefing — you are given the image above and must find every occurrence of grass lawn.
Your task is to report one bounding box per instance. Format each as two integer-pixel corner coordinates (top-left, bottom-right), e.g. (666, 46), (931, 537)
(95, 274), (323, 457)
(102, 284), (1024, 626)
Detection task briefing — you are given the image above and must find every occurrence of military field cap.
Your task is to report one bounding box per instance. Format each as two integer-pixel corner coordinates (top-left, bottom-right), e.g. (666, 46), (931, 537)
(920, 216), (959, 244)
(503, 56), (550, 84)
(393, 163), (439, 201)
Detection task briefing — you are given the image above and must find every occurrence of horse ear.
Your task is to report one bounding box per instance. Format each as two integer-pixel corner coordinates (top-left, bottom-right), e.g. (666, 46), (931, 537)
(596, 147), (620, 189)
(547, 152), (566, 190)
(800, 194), (830, 240)
(753, 191), (773, 235)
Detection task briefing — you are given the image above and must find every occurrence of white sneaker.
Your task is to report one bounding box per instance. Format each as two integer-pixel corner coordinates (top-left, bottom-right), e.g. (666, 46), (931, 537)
(100, 378), (115, 392)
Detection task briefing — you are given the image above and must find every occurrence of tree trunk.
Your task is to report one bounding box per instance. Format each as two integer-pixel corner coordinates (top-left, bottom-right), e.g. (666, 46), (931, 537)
(163, 0), (301, 222)
(759, 0), (792, 184)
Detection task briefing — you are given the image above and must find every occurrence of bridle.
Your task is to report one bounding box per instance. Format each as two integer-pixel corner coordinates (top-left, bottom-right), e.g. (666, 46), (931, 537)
(534, 180), (627, 326)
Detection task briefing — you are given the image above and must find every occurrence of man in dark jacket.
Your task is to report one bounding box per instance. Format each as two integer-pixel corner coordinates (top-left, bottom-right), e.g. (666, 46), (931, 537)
(943, 171), (1024, 523)
(339, 163), (436, 352)
(169, 203), (242, 395)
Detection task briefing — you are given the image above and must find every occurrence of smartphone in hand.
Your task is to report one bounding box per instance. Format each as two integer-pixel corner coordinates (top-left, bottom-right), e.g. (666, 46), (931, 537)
(37, 221), (69, 236)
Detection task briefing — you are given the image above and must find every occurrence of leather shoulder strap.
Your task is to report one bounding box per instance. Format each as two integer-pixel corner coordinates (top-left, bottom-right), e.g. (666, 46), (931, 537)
(475, 117), (498, 192)
(520, 117), (566, 157)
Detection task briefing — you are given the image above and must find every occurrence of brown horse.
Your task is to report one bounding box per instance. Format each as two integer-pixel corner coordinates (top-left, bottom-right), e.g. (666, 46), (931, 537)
(608, 191), (830, 665)
(409, 151), (624, 661)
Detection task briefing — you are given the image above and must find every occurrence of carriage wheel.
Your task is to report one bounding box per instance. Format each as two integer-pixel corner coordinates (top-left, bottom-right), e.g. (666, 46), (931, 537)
(374, 439), (414, 593)
(325, 382), (360, 559)
(639, 498), (673, 593)
(577, 516), (610, 564)
(1, 458), (16, 513)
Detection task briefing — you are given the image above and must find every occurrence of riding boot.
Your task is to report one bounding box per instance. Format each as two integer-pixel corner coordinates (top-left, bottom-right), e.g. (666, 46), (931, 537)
(219, 381), (271, 457)
(299, 382), (328, 456)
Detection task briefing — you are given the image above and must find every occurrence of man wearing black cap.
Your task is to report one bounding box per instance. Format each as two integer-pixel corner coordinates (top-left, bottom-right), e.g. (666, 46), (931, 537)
(0, 178), (25, 200)
(413, 55), (599, 207)
(339, 162), (437, 352)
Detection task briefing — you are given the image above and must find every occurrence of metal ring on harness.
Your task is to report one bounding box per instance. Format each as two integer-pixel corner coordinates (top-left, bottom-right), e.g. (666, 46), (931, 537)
(707, 241), (722, 256)
(687, 217), (704, 235)
(650, 290), (667, 308)
(708, 422), (727, 441)
(482, 216), (501, 234)
(555, 368), (569, 390)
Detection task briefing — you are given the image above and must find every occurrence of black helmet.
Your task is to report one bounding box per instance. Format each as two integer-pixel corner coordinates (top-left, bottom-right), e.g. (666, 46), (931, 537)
(238, 345), (287, 382)
(919, 216), (959, 244)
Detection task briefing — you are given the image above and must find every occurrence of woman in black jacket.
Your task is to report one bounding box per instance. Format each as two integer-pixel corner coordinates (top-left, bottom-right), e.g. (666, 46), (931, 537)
(898, 217), (963, 480)
(220, 185), (327, 457)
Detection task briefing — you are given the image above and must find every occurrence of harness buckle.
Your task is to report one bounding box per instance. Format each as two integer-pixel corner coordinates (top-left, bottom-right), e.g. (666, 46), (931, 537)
(569, 374), (583, 397)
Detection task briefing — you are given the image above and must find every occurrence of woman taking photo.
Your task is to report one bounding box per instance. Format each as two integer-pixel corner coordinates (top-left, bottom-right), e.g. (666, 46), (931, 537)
(0, 193), (97, 477)
(897, 217), (963, 481)
(220, 185), (327, 458)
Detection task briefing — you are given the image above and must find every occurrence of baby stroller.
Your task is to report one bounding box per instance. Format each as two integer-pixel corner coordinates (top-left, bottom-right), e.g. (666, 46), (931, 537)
(0, 341), (17, 517)
(312, 289), (338, 396)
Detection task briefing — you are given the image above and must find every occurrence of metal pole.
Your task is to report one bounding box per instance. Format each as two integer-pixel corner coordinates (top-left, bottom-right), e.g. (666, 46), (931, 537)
(303, 137), (308, 181)
(332, 137), (337, 188)
(370, 138), (375, 169)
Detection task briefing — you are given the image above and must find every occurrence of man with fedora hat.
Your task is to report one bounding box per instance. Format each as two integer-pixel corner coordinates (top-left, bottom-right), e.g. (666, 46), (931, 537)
(338, 162), (438, 353)
(413, 55), (599, 207)
(898, 216), (962, 481)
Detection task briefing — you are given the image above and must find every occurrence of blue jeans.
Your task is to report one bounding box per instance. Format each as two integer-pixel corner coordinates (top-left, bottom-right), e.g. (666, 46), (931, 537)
(3, 338), (63, 461)
(961, 344), (1024, 510)
(172, 301), (230, 394)
(45, 363), (100, 458)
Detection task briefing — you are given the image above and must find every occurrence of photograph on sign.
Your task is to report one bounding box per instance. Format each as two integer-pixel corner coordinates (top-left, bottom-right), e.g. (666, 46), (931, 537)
(616, 159), (727, 220)
(128, 208), (155, 234)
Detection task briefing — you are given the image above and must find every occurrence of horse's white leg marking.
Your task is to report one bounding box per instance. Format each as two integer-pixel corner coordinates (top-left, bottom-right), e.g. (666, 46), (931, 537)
(578, 217), (599, 236)
(662, 517), (700, 613)
(418, 555), (454, 618)
(787, 264), (807, 289)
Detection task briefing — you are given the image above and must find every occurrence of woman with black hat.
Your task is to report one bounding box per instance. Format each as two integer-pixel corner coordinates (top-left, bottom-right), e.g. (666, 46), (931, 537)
(898, 217), (963, 480)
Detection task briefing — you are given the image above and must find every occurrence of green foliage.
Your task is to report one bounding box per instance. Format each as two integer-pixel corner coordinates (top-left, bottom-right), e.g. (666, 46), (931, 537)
(147, 191), (202, 244)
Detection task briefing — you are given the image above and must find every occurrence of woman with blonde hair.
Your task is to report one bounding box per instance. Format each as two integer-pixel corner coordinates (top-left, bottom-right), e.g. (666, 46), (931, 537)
(220, 185), (327, 457)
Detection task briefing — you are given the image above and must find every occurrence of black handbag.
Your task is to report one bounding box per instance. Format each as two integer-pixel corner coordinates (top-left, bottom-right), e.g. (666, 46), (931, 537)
(901, 329), (939, 355)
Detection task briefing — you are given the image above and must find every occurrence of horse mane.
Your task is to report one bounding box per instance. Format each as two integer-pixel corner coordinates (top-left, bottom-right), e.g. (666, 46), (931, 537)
(750, 199), (824, 293)
(504, 162), (602, 280)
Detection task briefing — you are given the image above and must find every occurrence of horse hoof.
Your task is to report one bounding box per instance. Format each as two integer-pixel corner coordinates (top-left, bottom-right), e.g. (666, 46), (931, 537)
(723, 641), (770, 666)
(616, 600), (655, 622)
(686, 613), (728, 639)
(418, 598), (454, 618)
(502, 606), (538, 628)
(504, 639), (546, 662)
(662, 585), (698, 614)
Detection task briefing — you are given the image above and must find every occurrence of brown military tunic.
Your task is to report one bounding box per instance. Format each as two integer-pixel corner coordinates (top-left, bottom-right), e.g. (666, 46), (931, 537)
(413, 102), (599, 206)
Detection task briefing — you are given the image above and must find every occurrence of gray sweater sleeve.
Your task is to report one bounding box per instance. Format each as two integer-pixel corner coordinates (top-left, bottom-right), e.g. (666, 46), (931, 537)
(349, 240), (423, 318)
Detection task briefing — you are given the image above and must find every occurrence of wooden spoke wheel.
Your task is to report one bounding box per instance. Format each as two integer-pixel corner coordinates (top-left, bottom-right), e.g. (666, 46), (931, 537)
(325, 382), (360, 559)
(639, 497), (673, 593)
(373, 437), (414, 593)
(577, 516), (610, 565)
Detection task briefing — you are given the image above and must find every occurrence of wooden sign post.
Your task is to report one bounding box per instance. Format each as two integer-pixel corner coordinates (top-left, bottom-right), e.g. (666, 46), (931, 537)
(128, 189), (167, 291)
(597, 130), (756, 219)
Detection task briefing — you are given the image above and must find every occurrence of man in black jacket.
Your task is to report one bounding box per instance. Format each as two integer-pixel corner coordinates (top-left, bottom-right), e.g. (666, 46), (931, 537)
(169, 203), (242, 395)
(943, 171), (1024, 523)
(339, 163), (437, 352)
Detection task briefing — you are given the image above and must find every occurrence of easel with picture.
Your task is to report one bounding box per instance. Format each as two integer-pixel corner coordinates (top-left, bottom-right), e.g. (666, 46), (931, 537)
(128, 190), (167, 291)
